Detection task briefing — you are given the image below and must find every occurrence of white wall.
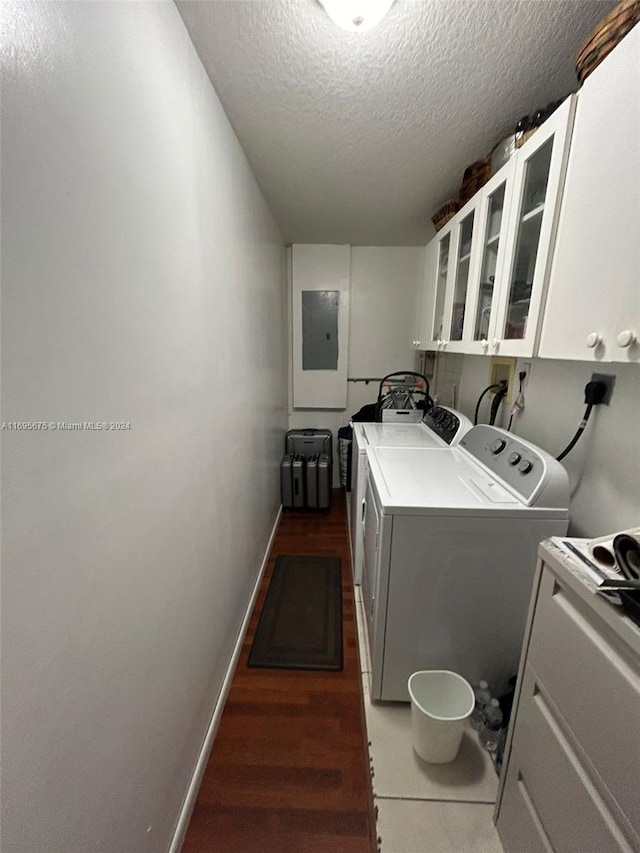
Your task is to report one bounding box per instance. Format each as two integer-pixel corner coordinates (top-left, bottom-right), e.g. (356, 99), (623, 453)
(1, 3), (286, 852)
(291, 244), (351, 408)
(457, 355), (640, 537)
(424, 352), (464, 410)
(288, 246), (425, 481)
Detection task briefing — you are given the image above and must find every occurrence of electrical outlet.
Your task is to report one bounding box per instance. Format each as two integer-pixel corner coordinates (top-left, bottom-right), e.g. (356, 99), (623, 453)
(489, 357), (516, 398)
(590, 373), (615, 405)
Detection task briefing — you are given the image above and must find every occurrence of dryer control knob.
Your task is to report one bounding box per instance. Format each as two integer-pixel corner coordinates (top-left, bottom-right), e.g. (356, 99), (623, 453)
(518, 460), (533, 474)
(491, 439), (506, 454)
(508, 452), (522, 465)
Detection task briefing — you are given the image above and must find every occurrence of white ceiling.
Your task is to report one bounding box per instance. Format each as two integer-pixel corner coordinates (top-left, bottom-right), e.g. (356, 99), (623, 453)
(177, 0), (615, 246)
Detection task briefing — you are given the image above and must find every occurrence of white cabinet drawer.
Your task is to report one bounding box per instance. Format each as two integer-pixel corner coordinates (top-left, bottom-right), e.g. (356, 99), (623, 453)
(498, 765), (554, 853)
(527, 570), (640, 836)
(505, 665), (632, 853)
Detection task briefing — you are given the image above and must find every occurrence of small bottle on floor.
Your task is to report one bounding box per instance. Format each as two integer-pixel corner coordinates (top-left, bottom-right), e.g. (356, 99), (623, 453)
(479, 698), (503, 752)
(470, 680), (492, 731)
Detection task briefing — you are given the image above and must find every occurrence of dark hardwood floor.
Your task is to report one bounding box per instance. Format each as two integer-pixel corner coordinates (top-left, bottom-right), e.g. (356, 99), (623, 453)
(181, 491), (375, 853)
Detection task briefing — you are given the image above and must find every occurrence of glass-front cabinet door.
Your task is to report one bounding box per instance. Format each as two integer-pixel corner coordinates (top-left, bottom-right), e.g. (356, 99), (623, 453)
(492, 96), (576, 357)
(414, 238), (435, 349)
(464, 162), (515, 354)
(449, 210), (475, 341)
(424, 220), (454, 348)
(438, 194), (482, 352)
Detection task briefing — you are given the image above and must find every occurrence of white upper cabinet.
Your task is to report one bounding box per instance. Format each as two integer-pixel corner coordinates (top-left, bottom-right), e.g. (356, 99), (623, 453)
(464, 161), (516, 355)
(539, 26), (640, 363)
(413, 237), (438, 350)
(422, 217), (455, 350)
(410, 261), (423, 352)
(439, 194), (483, 352)
(421, 96), (576, 358)
(491, 95), (576, 357)
(419, 194), (484, 352)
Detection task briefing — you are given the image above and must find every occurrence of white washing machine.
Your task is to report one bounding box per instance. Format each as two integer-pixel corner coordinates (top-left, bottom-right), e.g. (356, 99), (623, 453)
(362, 424), (570, 701)
(349, 406), (472, 585)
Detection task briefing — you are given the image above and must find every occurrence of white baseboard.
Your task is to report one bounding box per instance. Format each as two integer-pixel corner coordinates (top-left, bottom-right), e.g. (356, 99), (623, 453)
(168, 506), (282, 853)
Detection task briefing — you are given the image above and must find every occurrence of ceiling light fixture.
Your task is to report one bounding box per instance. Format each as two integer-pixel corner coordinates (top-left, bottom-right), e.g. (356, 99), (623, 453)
(318, 0), (395, 33)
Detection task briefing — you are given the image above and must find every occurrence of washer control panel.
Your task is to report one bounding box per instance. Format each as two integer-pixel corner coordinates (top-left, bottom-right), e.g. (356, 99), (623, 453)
(459, 425), (568, 507)
(423, 406), (466, 446)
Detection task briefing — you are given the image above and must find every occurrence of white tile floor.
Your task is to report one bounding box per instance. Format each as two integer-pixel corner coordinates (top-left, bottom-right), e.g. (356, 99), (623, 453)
(354, 589), (504, 853)
(376, 800), (503, 853)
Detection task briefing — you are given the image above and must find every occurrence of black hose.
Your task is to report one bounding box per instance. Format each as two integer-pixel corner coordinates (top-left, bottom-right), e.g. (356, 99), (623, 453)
(474, 383), (502, 425)
(489, 382), (509, 425)
(556, 403), (594, 461)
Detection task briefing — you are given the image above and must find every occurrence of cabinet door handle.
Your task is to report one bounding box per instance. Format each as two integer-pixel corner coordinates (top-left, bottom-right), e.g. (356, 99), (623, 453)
(492, 338), (500, 351)
(616, 329), (637, 348)
(441, 340), (448, 350)
(585, 332), (602, 349)
(480, 339), (489, 352)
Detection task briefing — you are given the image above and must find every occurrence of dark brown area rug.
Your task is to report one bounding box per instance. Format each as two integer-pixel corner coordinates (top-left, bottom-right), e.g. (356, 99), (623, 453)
(247, 555), (343, 671)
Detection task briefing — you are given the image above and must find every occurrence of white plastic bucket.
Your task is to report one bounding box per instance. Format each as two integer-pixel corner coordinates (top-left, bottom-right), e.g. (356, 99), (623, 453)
(408, 670), (475, 764)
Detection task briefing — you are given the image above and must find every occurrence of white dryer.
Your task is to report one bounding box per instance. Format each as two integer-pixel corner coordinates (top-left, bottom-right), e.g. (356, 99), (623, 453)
(349, 406), (472, 585)
(362, 425), (570, 701)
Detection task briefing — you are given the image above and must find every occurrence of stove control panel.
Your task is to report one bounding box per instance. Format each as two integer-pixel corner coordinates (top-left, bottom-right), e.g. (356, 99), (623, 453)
(459, 425), (569, 508)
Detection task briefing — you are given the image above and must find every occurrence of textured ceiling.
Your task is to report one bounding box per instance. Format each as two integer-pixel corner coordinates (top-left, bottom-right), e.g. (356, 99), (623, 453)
(177, 0), (616, 245)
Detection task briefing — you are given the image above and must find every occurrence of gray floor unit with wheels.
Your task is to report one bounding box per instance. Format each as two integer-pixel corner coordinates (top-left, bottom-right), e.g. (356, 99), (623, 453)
(317, 454), (331, 509)
(306, 456), (318, 508)
(291, 455), (305, 508)
(281, 430), (332, 511)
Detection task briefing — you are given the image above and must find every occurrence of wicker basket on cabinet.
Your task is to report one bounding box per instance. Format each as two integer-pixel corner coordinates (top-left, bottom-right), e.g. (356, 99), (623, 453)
(431, 199), (459, 232)
(576, 0), (640, 84)
(458, 158), (492, 206)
